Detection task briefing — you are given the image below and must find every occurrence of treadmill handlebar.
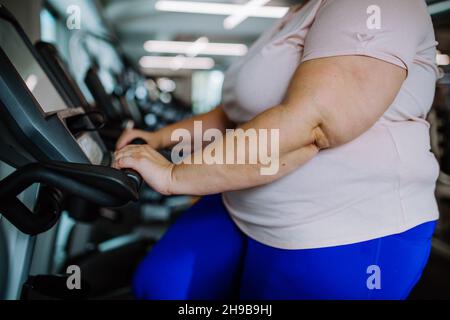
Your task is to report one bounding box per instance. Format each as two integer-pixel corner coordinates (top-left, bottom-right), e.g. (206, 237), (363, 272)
(129, 138), (172, 160)
(130, 138), (147, 145)
(122, 169), (143, 191)
(0, 161), (141, 235)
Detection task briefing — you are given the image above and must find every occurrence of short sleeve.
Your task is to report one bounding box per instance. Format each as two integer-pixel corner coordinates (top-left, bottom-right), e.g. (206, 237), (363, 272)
(301, 0), (432, 71)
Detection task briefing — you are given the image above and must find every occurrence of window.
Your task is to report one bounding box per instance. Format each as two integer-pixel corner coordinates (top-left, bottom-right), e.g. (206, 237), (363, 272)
(40, 8), (57, 43)
(192, 70), (224, 114)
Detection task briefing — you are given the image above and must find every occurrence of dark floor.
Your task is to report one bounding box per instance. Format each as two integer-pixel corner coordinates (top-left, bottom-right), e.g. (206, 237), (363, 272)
(410, 249), (450, 300)
(409, 196), (450, 299)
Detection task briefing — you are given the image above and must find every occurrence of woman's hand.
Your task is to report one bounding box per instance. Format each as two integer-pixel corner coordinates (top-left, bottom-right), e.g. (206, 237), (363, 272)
(116, 129), (161, 150)
(113, 145), (175, 195)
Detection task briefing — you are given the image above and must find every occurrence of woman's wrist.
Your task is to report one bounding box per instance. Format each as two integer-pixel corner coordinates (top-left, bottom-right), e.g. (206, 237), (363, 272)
(167, 163), (195, 196)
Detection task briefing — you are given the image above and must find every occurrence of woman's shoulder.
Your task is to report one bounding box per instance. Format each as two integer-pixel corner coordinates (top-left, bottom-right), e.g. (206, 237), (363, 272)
(319, 0), (431, 20)
(310, 0), (434, 41)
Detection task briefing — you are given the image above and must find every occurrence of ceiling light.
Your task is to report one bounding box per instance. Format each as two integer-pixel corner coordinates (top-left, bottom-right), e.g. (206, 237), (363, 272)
(144, 39), (248, 56)
(223, 0), (271, 30)
(140, 56), (215, 70)
(186, 37), (210, 57)
(155, 1), (289, 18)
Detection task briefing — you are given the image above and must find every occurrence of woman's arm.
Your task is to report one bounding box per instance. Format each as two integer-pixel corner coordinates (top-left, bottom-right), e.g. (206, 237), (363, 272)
(116, 105), (235, 150)
(114, 55), (406, 195)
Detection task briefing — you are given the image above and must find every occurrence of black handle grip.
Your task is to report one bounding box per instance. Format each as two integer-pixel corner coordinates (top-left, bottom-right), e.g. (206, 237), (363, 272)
(0, 161), (141, 235)
(123, 169), (143, 190)
(130, 138), (147, 145)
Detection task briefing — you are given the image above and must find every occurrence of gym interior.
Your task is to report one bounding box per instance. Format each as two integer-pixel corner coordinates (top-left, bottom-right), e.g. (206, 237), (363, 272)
(1, 0), (450, 302)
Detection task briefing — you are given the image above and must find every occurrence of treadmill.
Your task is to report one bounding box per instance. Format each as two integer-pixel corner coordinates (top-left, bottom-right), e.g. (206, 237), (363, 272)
(35, 40), (191, 216)
(0, 5), (146, 299)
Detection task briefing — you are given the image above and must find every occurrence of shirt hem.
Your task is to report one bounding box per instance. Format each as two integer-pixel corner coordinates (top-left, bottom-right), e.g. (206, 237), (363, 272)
(301, 48), (408, 71)
(226, 209), (438, 250)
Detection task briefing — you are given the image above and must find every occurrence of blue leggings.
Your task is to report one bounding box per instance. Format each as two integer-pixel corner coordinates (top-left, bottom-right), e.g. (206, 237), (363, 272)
(133, 195), (436, 300)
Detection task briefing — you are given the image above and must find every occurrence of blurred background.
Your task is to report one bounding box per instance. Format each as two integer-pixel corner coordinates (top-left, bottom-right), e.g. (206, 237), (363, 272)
(9, 0), (301, 115)
(4, 0), (450, 114)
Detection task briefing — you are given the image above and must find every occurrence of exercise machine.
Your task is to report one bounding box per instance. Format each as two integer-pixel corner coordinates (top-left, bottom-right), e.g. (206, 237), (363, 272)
(0, 4), (149, 299)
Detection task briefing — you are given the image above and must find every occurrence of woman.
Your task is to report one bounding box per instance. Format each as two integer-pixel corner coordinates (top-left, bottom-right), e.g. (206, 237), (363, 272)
(114, 0), (440, 299)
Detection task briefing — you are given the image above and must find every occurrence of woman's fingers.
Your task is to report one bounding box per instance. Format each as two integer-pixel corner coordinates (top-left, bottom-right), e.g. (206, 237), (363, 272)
(113, 146), (142, 169)
(112, 144), (175, 195)
(114, 145), (142, 159)
(113, 145), (167, 169)
(116, 129), (147, 150)
(116, 130), (136, 150)
(114, 156), (138, 170)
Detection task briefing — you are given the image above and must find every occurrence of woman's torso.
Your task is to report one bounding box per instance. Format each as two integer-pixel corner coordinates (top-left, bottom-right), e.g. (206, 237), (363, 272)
(221, 0), (440, 249)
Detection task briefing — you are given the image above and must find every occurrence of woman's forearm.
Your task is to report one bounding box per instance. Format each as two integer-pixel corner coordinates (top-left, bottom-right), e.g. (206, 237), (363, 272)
(169, 105), (320, 195)
(115, 56), (406, 197)
(168, 56), (407, 196)
(156, 105), (236, 149)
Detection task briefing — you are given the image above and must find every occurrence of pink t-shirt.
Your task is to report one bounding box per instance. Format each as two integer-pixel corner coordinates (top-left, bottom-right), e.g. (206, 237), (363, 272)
(222, 0), (440, 249)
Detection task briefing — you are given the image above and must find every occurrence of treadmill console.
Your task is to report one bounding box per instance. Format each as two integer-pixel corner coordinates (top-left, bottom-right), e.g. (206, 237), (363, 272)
(0, 19), (67, 114)
(0, 5), (108, 167)
(0, 5), (141, 237)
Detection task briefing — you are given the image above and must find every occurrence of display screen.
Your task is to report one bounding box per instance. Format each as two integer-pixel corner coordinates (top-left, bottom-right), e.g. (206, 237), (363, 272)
(0, 19), (68, 114)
